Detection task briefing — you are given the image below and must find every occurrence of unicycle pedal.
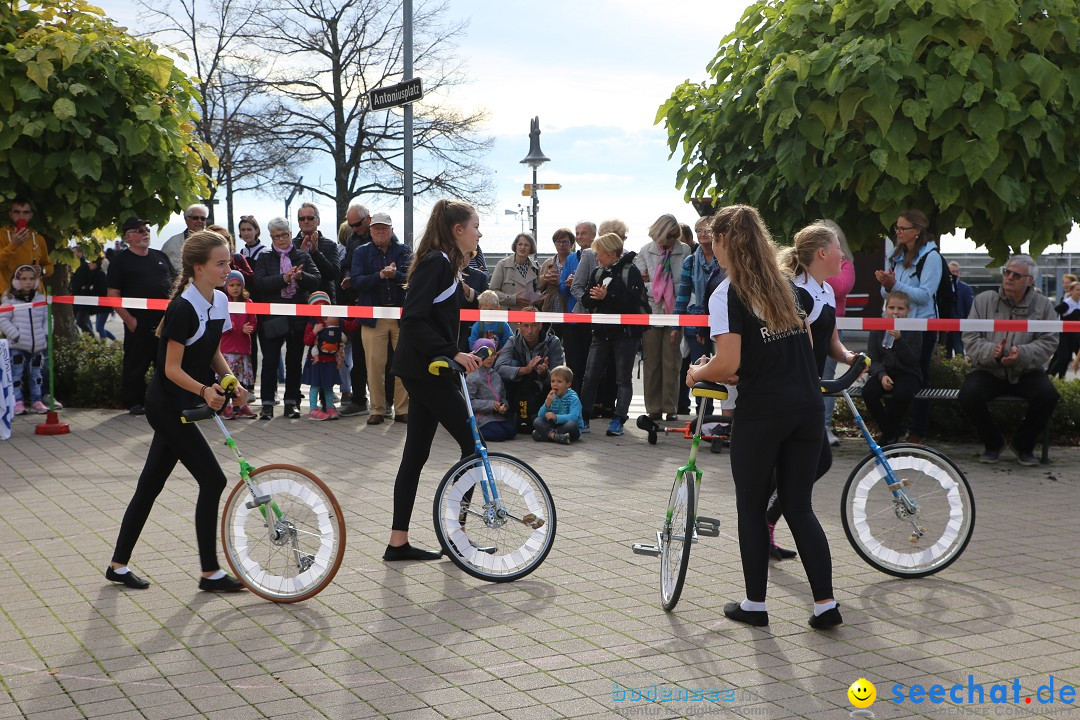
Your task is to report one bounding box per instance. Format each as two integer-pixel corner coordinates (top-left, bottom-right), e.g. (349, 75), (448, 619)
(246, 494), (272, 509)
(696, 516), (720, 537)
(632, 531), (664, 557)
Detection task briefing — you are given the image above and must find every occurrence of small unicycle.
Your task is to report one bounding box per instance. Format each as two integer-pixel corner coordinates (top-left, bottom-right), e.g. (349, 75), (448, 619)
(828, 358), (975, 578)
(632, 381), (728, 610)
(428, 352), (556, 582)
(181, 375), (346, 602)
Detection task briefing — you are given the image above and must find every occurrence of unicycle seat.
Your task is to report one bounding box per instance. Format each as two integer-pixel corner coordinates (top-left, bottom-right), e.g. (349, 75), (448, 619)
(691, 382), (728, 401)
(429, 356), (464, 376)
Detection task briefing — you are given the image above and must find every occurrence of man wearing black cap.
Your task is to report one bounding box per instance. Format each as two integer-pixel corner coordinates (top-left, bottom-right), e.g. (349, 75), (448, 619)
(107, 217), (175, 415)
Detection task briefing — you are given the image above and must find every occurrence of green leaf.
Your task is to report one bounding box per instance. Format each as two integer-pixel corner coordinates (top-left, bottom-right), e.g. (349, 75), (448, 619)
(926, 73), (965, 118)
(948, 47), (974, 75)
(862, 95), (895, 136)
(837, 86), (870, 127)
(968, 103), (1003, 139)
(133, 104), (162, 122)
(961, 82), (984, 106)
(901, 98), (931, 131)
(52, 97), (76, 120)
(960, 138), (998, 183)
(885, 118), (917, 154)
(870, 148), (890, 172)
(1019, 53), (1063, 101)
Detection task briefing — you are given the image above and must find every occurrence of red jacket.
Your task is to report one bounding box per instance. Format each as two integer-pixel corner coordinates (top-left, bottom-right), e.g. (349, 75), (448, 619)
(220, 299), (258, 355)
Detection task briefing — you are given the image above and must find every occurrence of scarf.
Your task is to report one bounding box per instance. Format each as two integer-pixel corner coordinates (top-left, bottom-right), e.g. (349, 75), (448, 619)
(690, 247), (718, 313)
(651, 246), (675, 314)
(274, 245), (297, 299)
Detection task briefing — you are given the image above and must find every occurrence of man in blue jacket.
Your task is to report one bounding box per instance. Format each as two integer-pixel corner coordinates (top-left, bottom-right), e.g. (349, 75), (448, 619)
(351, 213), (411, 425)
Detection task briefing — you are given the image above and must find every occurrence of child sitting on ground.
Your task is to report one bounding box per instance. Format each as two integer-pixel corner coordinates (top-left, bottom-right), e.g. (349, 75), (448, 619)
(468, 290), (513, 350)
(533, 364), (584, 445)
(301, 291), (358, 420)
(863, 290), (922, 445)
(465, 338), (517, 441)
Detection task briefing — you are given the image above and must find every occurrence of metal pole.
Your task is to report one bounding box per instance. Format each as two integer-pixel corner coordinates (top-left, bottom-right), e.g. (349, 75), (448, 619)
(531, 166), (539, 240)
(403, 0), (414, 248)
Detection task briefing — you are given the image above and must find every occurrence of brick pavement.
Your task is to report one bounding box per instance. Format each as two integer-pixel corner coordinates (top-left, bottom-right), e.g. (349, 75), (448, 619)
(0, 406), (1077, 720)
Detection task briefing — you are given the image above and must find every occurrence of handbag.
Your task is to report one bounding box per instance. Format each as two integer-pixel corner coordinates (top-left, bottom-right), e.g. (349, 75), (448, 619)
(262, 315), (290, 340)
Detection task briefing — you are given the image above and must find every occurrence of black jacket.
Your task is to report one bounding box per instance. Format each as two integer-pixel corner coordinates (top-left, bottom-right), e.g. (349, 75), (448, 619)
(580, 251), (646, 339)
(252, 246), (321, 305)
(293, 231), (340, 302)
(392, 252), (462, 381)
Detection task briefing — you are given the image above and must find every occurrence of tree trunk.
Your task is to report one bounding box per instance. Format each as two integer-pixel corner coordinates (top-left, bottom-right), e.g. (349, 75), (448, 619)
(46, 264), (76, 342)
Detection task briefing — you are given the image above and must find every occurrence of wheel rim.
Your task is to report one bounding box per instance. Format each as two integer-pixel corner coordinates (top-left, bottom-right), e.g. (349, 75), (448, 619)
(437, 456), (554, 579)
(846, 448), (973, 576)
(660, 473), (692, 607)
(224, 467), (344, 601)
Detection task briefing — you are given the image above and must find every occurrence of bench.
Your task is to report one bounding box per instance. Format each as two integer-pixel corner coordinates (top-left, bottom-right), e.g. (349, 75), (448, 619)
(847, 386), (1052, 464)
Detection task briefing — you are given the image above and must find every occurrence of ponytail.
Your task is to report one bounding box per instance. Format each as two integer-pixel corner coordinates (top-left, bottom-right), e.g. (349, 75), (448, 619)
(408, 199), (476, 286)
(154, 229), (229, 336)
(155, 267), (193, 337)
(778, 223), (837, 279)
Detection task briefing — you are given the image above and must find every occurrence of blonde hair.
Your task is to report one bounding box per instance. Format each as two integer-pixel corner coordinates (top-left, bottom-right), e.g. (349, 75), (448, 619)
(337, 221), (352, 246)
(886, 290), (910, 307)
(647, 213), (680, 248)
(550, 365), (573, 383)
(477, 289), (499, 307)
(156, 230), (229, 337)
(711, 205), (801, 332)
(778, 222), (837, 277)
(591, 232), (624, 257)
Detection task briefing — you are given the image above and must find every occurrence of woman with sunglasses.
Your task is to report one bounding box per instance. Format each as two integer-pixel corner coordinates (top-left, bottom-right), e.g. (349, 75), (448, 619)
(873, 209), (943, 442)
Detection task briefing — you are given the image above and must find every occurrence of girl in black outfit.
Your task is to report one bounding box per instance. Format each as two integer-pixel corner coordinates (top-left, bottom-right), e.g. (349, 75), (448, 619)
(686, 205), (841, 629)
(107, 230), (248, 592)
(766, 222), (861, 559)
(384, 199), (483, 561)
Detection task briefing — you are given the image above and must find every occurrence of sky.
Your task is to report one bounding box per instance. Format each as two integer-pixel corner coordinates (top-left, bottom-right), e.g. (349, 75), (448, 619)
(92, 0), (1080, 256)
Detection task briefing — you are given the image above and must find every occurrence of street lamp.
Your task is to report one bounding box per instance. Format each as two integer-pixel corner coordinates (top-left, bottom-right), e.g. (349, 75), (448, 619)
(520, 116), (549, 241)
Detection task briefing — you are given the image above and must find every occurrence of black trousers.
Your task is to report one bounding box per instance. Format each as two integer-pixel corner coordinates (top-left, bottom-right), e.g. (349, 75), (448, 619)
(391, 373), (476, 531)
(908, 331), (937, 436)
(563, 323), (593, 396)
(730, 407), (833, 602)
(112, 392), (229, 572)
(1048, 333), (1078, 378)
(861, 371), (922, 443)
(121, 312), (162, 409)
(958, 369), (1059, 454)
(260, 323), (305, 406)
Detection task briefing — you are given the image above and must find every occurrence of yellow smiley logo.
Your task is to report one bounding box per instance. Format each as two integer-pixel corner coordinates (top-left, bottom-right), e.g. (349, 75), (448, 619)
(848, 678), (876, 708)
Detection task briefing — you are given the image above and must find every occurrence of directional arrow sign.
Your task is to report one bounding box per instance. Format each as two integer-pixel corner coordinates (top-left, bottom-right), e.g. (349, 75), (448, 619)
(522, 183), (562, 191)
(369, 78), (424, 111)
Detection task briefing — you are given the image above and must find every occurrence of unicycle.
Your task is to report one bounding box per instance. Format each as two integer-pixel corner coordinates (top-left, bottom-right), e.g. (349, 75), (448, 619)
(829, 358), (975, 578)
(632, 381), (728, 610)
(428, 353), (556, 582)
(181, 375), (346, 602)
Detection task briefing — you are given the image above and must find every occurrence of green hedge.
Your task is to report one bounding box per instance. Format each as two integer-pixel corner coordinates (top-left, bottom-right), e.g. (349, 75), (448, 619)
(836, 354), (1080, 444)
(53, 333), (125, 409)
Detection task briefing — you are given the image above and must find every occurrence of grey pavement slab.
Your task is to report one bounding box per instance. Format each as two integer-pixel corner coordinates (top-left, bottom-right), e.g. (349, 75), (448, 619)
(0, 405), (1077, 719)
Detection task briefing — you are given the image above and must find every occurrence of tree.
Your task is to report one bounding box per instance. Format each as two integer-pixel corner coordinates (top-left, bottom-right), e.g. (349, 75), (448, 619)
(658, 0), (1080, 263)
(135, 0), (305, 234)
(244, 0), (493, 224)
(0, 0), (213, 333)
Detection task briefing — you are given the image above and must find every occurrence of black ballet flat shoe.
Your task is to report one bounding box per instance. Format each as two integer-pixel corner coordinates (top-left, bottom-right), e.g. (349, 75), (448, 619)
(723, 601), (769, 627)
(198, 574), (246, 592)
(105, 567), (150, 589)
(769, 544), (798, 560)
(383, 542), (443, 561)
(809, 605), (843, 629)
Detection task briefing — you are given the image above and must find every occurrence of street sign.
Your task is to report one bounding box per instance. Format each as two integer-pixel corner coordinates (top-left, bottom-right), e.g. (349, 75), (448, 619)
(522, 183), (562, 190)
(369, 78), (424, 111)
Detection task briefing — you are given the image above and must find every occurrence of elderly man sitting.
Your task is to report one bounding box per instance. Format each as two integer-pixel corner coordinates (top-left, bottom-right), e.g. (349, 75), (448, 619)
(959, 254), (1059, 466)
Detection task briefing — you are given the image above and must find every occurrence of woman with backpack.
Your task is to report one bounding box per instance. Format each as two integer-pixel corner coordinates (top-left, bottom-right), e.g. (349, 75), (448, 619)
(873, 209), (943, 443)
(578, 232), (647, 437)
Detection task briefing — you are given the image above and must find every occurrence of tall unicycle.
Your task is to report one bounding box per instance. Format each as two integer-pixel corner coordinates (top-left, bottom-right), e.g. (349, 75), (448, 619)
(429, 353), (556, 582)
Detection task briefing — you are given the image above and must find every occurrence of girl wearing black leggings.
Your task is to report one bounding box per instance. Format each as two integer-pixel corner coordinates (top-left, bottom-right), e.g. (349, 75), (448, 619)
(686, 205), (841, 629)
(766, 222), (861, 559)
(384, 199), (482, 561)
(107, 230), (248, 592)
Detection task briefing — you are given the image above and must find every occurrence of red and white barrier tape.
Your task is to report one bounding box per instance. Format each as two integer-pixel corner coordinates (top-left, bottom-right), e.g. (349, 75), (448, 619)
(1, 296), (1078, 333)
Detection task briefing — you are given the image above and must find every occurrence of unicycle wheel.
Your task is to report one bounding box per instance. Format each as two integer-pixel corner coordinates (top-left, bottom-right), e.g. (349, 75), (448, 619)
(660, 470), (695, 611)
(221, 464), (346, 602)
(433, 452), (556, 582)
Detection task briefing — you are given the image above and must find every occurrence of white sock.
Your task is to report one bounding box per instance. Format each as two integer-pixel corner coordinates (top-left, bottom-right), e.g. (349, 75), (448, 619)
(112, 566), (130, 575)
(814, 600), (838, 616)
(740, 599), (767, 612)
(208, 570), (226, 580)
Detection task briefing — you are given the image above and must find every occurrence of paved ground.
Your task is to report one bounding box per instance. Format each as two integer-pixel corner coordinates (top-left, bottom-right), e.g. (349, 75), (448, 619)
(1, 396), (1078, 720)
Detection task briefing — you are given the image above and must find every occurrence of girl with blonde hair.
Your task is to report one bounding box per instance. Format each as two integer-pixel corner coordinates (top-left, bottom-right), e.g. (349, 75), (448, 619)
(687, 206), (840, 629)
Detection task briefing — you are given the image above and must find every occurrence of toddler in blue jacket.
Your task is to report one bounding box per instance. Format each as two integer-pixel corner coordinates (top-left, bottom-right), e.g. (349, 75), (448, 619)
(533, 365), (583, 445)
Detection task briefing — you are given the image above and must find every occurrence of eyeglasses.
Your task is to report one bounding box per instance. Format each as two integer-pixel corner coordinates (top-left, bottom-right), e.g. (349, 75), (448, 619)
(127, 227), (149, 234)
(893, 224), (916, 233)
(665, 230), (681, 241)
(188, 215), (207, 221)
(553, 238), (571, 244)
(269, 232), (291, 240)
(1002, 269), (1029, 280)
(298, 215), (316, 222)
(348, 220), (366, 229)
